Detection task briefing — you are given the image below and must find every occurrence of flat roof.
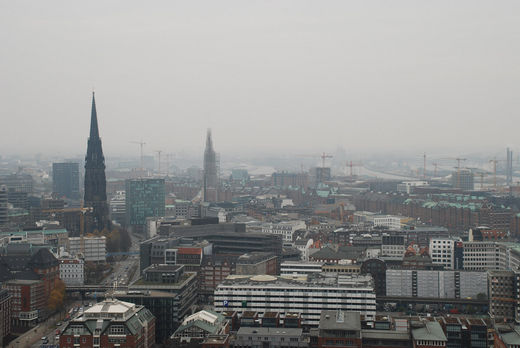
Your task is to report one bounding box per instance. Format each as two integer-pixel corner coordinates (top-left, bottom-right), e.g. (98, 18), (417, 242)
(238, 327), (303, 336)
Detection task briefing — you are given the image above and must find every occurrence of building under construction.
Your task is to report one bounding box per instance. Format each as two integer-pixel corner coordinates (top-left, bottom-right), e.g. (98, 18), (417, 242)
(451, 169), (474, 191)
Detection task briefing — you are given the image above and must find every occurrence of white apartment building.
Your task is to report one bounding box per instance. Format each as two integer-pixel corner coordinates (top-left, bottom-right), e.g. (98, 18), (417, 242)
(214, 273), (376, 326)
(429, 237), (461, 270)
(68, 236), (106, 262)
(59, 257), (84, 286)
(262, 220), (306, 242)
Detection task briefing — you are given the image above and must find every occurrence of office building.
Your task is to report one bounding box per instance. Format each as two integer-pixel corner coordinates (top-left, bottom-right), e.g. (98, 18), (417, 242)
(214, 273), (376, 326)
(318, 311), (362, 348)
(84, 92), (110, 232)
(429, 237), (462, 270)
(439, 317), (488, 348)
(488, 270), (520, 321)
(129, 265), (198, 326)
(52, 162), (80, 200)
(200, 256), (237, 301)
(60, 299), (155, 348)
(280, 261), (323, 276)
(386, 269), (488, 299)
(59, 257), (84, 286)
(0, 289), (10, 346)
(381, 235), (405, 258)
(462, 241), (509, 271)
(262, 221), (306, 243)
(125, 178), (165, 233)
(109, 190), (126, 225)
(112, 289), (183, 344)
(2, 279), (44, 326)
(235, 252), (277, 275)
(0, 186), (7, 226)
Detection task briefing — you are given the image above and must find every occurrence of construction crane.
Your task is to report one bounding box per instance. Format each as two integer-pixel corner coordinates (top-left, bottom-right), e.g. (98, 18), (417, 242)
(320, 152), (333, 168)
(432, 162), (439, 177)
(296, 152), (333, 169)
(346, 160), (363, 178)
(489, 157), (508, 190)
(165, 153), (174, 177)
(155, 150), (162, 174)
(130, 140), (146, 169)
(422, 153), (427, 179)
(79, 206), (93, 256)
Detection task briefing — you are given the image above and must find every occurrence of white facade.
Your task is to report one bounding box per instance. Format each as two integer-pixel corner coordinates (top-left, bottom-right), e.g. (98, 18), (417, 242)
(68, 236), (106, 262)
(280, 261), (323, 276)
(386, 269), (488, 299)
(59, 258), (84, 286)
(462, 241), (509, 271)
(262, 220), (306, 242)
(429, 238), (459, 270)
(397, 181), (428, 194)
(295, 239), (314, 261)
(214, 273), (376, 326)
(373, 216), (402, 231)
(109, 190), (126, 217)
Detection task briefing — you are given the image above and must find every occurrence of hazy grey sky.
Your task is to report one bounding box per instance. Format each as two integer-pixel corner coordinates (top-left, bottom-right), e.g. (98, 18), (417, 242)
(1, 1), (519, 158)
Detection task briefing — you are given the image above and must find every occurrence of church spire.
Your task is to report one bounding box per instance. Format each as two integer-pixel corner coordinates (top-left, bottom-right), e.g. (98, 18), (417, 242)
(84, 92), (109, 232)
(90, 92), (100, 139)
(205, 129), (213, 153)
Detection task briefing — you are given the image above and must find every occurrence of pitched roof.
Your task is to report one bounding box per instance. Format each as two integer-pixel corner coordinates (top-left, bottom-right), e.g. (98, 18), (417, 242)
(29, 248), (59, 268)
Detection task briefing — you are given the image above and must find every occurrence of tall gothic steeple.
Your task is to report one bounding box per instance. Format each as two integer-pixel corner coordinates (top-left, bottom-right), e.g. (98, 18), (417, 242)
(203, 129), (218, 202)
(84, 92), (109, 231)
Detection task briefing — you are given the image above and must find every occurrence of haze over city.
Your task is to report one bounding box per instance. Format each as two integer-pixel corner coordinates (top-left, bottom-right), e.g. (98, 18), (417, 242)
(2, 2), (520, 348)
(1, 1), (519, 157)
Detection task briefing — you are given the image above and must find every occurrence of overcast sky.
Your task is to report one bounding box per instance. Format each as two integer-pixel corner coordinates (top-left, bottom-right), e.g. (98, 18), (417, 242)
(1, 1), (519, 158)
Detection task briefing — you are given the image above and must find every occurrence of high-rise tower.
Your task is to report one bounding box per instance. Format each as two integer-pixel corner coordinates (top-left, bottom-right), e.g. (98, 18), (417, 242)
(203, 129), (218, 202)
(84, 92), (110, 231)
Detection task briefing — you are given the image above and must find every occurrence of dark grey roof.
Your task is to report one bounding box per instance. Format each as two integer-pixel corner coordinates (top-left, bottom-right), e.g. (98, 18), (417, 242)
(29, 248), (58, 268)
